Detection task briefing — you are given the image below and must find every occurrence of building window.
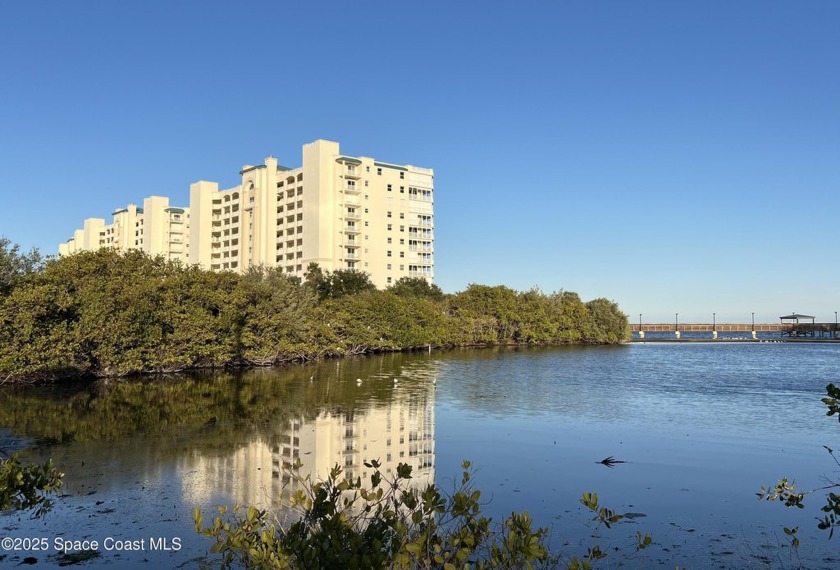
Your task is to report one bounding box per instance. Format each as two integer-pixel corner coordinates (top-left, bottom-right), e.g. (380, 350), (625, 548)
(377, 168), (382, 175)
(400, 172), (405, 179)
(387, 211), (392, 218)
(399, 252), (404, 258)
(387, 277), (392, 284)
(400, 186), (405, 193)
(366, 166), (370, 172)
(400, 225), (405, 232)
(387, 237), (392, 244)
(387, 184), (392, 192)
(387, 251), (392, 257)
(399, 264), (404, 270)
(365, 180), (369, 187)
(387, 224), (392, 231)
(387, 263), (392, 270)
(399, 239), (404, 245)
(399, 213), (404, 219)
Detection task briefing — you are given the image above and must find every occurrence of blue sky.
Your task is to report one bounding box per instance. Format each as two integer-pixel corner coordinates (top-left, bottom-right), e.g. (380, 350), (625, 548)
(1, 1), (838, 324)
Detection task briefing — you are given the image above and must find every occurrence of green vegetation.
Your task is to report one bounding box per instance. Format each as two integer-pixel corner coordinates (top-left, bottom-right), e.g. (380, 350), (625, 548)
(759, 383), (840, 546)
(0, 247), (628, 383)
(195, 459), (650, 569)
(0, 236), (44, 297)
(0, 453), (63, 518)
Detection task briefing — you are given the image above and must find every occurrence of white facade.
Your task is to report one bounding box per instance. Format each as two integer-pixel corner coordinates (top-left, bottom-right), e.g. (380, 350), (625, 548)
(58, 196), (190, 264)
(189, 139), (435, 288)
(59, 140), (435, 288)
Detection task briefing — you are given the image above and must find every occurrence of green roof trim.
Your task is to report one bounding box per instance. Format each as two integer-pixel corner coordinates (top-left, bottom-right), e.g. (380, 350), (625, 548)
(277, 165), (293, 171)
(336, 156), (362, 166)
(374, 161), (408, 172)
(112, 208), (128, 216)
(136, 208), (144, 214)
(166, 207), (186, 214)
(239, 164), (267, 175)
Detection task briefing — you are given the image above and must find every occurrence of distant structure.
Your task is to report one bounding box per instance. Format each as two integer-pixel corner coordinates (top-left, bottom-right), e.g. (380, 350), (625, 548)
(58, 197), (190, 264)
(58, 140), (435, 288)
(778, 313), (815, 324)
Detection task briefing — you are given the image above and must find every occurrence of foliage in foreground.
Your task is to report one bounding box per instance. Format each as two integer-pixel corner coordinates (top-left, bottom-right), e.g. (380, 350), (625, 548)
(195, 460), (651, 570)
(0, 249), (628, 382)
(0, 453), (64, 518)
(758, 383), (840, 549)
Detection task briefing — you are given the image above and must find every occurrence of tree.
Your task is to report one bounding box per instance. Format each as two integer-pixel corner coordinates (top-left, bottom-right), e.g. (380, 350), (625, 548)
(447, 285), (519, 344)
(0, 236), (44, 296)
(306, 263), (376, 300)
(328, 269), (376, 298)
(304, 262), (333, 301)
(388, 277), (445, 302)
(238, 267), (319, 365)
(584, 299), (629, 344)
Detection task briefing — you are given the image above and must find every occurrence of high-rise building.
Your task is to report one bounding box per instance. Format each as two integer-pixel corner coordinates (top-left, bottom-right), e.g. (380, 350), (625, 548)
(59, 140), (435, 288)
(58, 196), (190, 264)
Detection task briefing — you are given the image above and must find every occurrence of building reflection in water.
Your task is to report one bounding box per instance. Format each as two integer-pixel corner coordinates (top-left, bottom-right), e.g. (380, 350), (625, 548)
(183, 376), (436, 511)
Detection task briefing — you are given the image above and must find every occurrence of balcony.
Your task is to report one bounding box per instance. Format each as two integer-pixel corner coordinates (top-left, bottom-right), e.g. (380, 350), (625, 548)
(342, 168), (361, 179)
(409, 271), (434, 279)
(344, 225), (361, 234)
(345, 212), (361, 221)
(343, 185), (361, 195)
(344, 252), (359, 260)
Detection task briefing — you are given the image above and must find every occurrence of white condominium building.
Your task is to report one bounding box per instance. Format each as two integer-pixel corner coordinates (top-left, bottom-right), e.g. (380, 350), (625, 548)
(59, 140), (434, 288)
(58, 196), (190, 264)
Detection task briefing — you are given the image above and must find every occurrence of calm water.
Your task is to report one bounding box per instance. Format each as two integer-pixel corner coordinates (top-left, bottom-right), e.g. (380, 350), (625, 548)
(1, 343), (838, 568)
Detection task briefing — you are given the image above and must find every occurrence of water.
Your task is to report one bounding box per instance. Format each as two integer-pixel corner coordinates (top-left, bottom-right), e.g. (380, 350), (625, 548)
(1, 344), (838, 568)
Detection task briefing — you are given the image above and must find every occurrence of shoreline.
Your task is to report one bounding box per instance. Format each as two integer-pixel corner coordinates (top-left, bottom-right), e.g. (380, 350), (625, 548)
(0, 341), (619, 387)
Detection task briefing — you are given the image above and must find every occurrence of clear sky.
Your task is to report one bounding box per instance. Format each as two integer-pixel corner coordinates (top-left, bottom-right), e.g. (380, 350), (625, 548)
(1, 1), (838, 324)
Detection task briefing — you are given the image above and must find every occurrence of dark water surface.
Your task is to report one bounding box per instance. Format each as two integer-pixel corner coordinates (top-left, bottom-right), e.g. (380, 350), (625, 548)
(1, 343), (838, 568)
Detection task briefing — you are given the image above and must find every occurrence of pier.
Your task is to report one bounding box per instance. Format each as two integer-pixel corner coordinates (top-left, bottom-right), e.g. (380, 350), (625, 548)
(629, 319), (840, 341)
